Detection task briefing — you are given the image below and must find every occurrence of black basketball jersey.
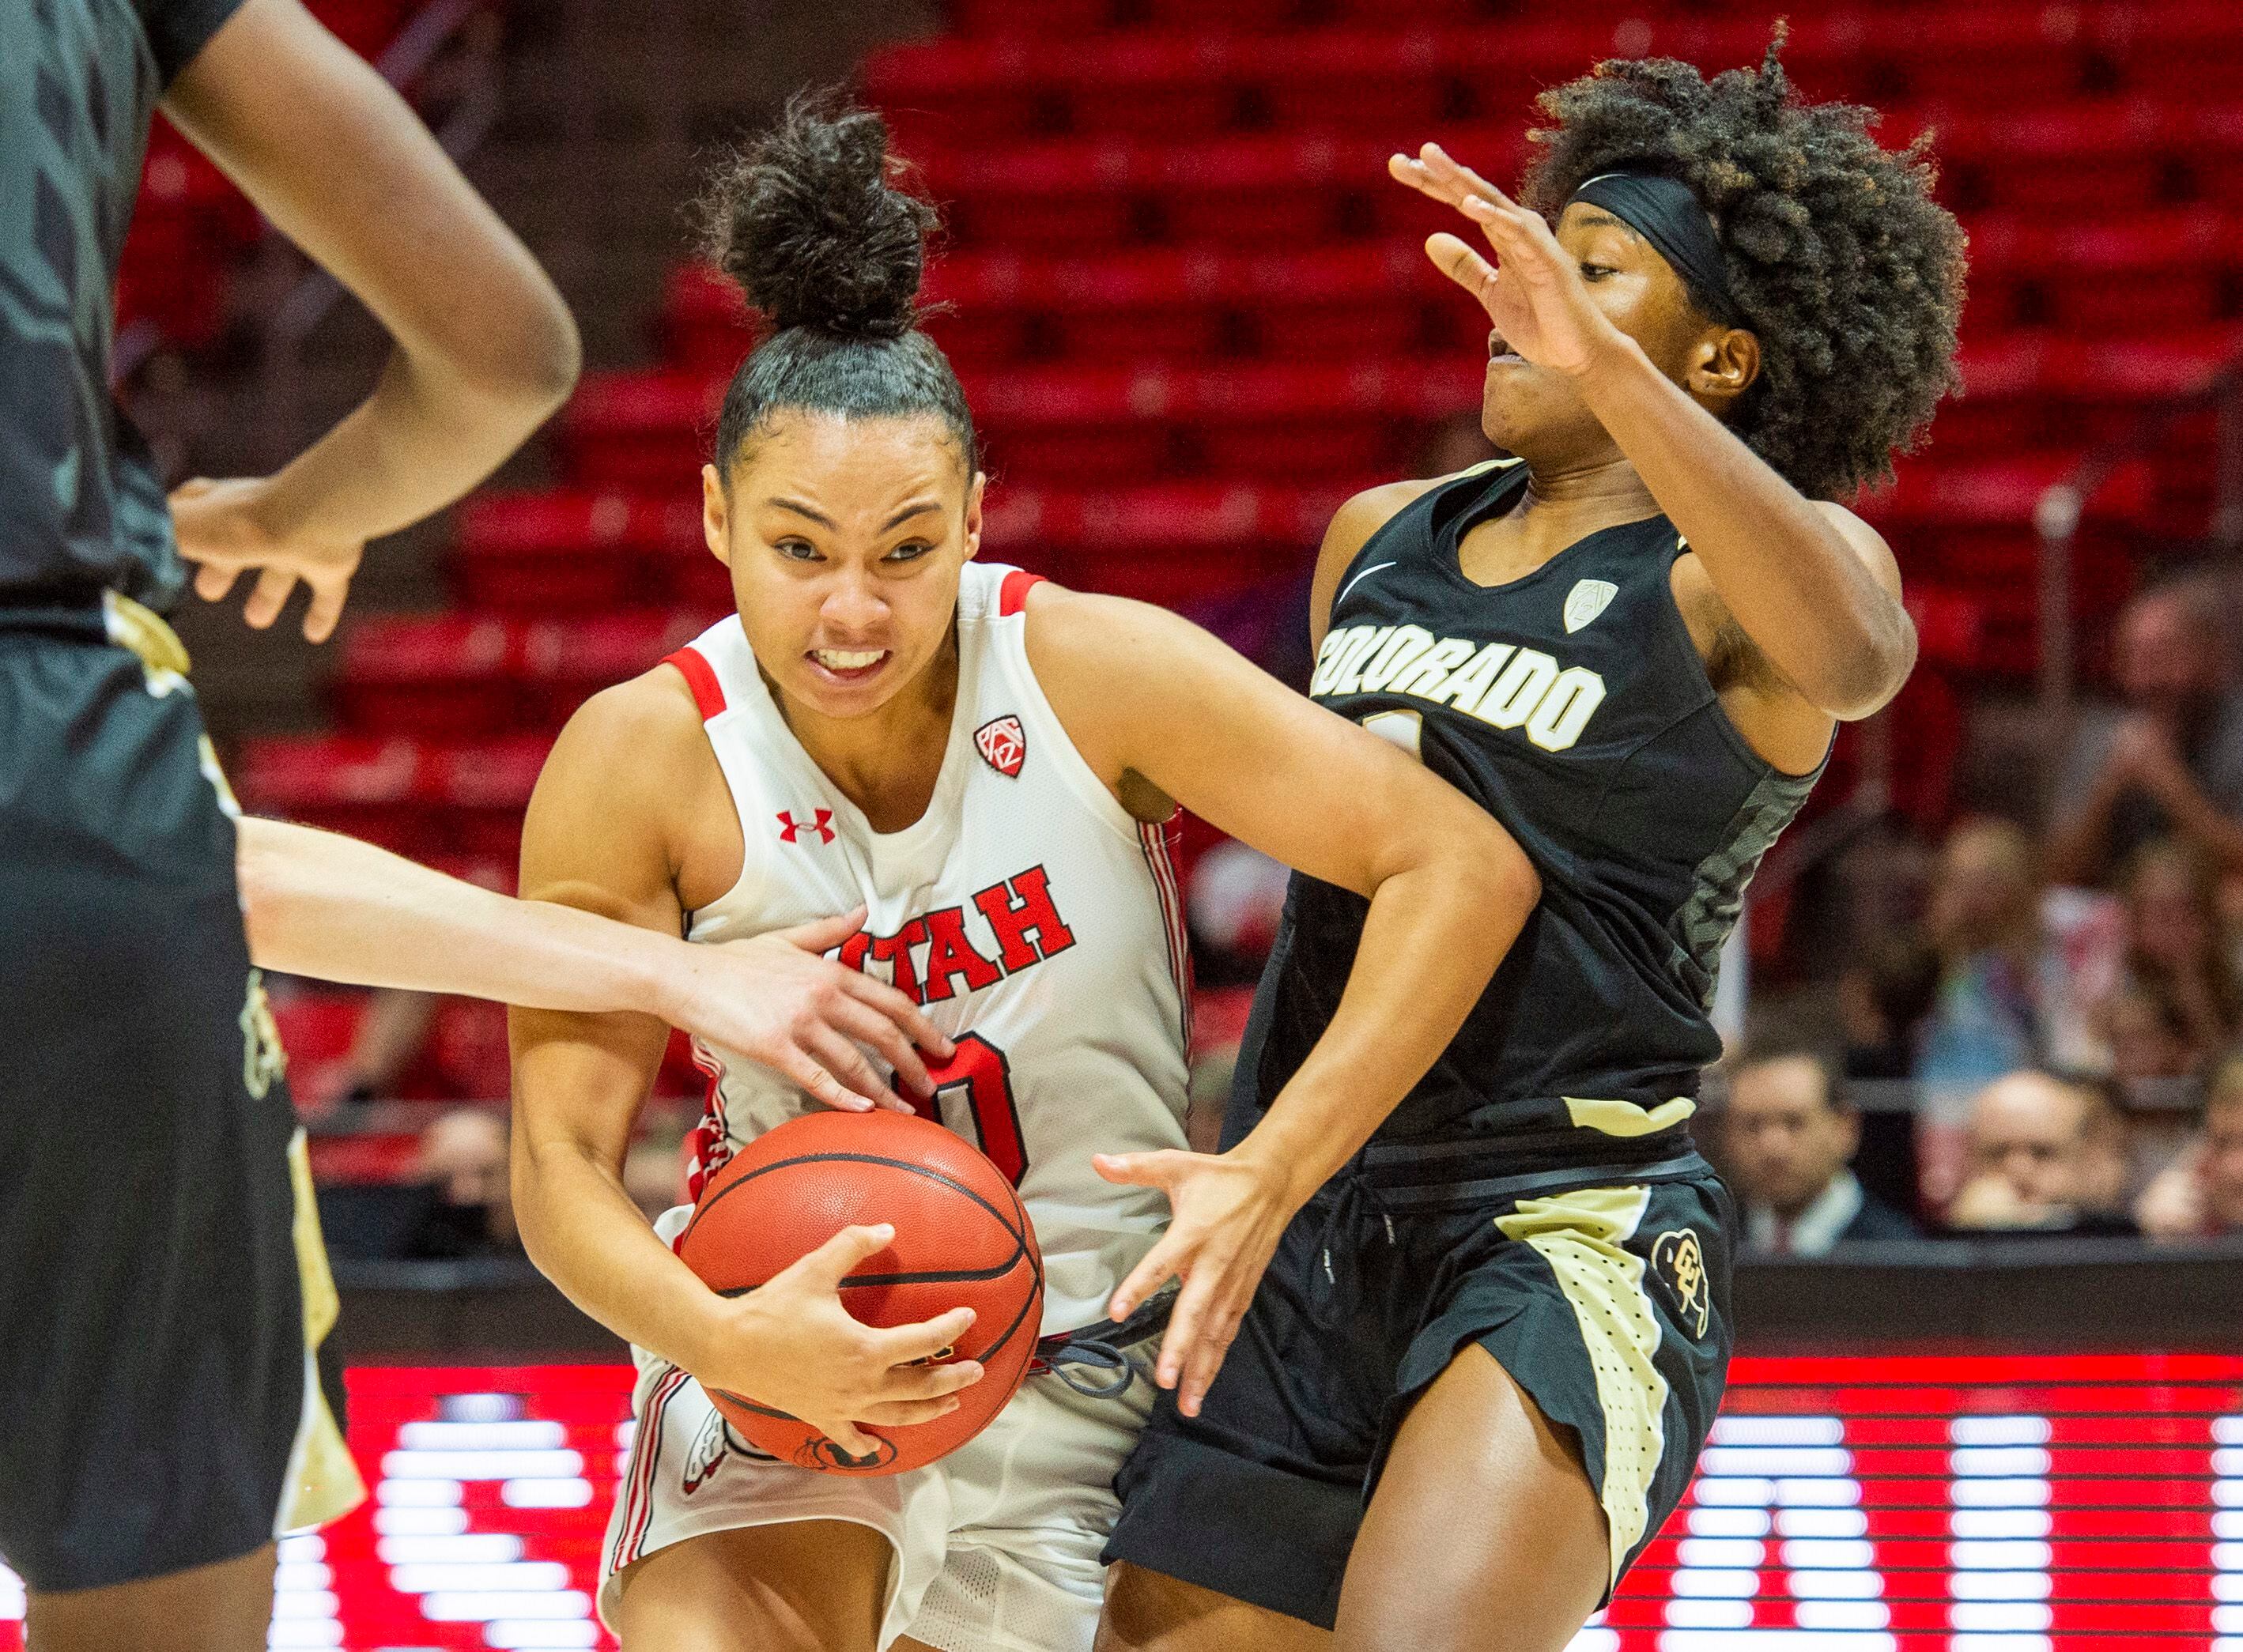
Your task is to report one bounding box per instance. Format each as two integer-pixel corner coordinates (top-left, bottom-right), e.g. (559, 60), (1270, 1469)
(1, 0), (243, 609)
(1227, 459), (1819, 1171)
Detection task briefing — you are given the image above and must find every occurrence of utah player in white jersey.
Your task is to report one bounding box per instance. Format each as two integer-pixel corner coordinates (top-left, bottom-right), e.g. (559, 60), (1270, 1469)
(508, 96), (1540, 1652)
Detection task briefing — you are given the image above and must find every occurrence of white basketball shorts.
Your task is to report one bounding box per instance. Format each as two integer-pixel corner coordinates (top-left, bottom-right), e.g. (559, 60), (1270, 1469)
(599, 1331), (1156, 1652)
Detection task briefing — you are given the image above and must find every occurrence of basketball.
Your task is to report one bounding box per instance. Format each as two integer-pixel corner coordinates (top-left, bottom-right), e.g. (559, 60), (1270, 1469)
(674, 1110), (1044, 1476)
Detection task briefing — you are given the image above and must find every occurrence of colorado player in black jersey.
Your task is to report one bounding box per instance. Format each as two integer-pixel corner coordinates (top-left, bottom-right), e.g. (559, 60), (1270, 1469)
(1, 6), (955, 1649)
(1097, 40), (1965, 1652)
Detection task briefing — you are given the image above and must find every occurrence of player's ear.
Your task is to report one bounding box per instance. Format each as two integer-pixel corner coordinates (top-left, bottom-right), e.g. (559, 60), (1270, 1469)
(1687, 325), (1760, 412)
(702, 462), (733, 568)
(961, 470), (987, 564)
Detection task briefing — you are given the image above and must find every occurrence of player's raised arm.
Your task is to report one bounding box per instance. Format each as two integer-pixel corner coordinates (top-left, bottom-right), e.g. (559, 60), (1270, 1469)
(1025, 583), (1541, 1412)
(1390, 138), (1946, 725)
(504, 673), (980, 1456)
(160, 0), (581, 640)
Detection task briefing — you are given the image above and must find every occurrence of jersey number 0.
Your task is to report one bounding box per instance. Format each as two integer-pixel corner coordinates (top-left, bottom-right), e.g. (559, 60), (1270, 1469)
(912, 1032), (1028, 1186)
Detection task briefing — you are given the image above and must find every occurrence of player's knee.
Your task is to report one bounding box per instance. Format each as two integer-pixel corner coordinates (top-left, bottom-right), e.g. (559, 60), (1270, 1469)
(1096, 1561), (1236, 1652)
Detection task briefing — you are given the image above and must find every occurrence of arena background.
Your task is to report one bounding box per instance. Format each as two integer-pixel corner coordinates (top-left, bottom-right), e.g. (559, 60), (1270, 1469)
(15, 0), (2243, 1645)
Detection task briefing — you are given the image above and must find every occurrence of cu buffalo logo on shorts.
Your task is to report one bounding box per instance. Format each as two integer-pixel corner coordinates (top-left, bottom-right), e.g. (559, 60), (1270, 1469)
(974, 715), (1026, 778)
(1651, 1228), (1712, 1339)
(797, 1432), (899, 1473)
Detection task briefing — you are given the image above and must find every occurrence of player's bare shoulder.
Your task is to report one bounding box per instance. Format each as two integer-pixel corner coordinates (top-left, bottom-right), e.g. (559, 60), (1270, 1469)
(1312, 470), (1482, 640)
(524, 662), (739, 907)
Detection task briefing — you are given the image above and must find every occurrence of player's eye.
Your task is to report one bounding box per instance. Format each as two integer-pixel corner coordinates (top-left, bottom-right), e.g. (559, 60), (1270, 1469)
(1579, 262), (1617, 281)
(774, 537), (821, 562)
(885, 539), (935, 564)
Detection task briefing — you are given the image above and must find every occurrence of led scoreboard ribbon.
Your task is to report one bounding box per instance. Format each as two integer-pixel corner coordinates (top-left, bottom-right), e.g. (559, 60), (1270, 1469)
(1, 1354), (2238, 1650)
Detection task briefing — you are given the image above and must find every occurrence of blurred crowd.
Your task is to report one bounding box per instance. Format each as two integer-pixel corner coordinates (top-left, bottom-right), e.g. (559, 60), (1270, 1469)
(1716, 571), (2243, 1253)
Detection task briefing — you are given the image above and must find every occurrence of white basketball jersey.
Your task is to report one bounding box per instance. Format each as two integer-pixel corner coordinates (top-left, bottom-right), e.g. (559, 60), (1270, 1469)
(663, 562), (1191, 1334)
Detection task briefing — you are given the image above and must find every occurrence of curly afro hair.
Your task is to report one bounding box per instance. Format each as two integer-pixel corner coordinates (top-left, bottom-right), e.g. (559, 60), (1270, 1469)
(1522, 32), (1967, 500)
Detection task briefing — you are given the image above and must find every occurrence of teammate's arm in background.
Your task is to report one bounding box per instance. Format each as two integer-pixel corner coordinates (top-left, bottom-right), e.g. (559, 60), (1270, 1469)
(506, 676), (980, 1456)
(160, 0), (580, 641)
(236, 816), (941, 1111)
(1028, 585), (1542, 1414)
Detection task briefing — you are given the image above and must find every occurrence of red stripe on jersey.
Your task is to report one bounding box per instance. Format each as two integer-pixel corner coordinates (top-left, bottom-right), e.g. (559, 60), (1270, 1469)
(1139, 819), (1194, 1056)
(998, 570), (1047, 617)
(664, 647), (727, 720)
(612, 1365), (688, 1577)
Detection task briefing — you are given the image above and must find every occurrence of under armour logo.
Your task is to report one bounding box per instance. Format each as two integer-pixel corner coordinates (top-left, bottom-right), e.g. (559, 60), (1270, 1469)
(776, 809), (836, 844)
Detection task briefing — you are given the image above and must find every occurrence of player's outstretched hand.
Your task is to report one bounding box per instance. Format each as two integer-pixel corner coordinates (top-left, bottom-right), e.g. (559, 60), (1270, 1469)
(658, 908), (952, 1115)
(170, 476), (366, 643)
(698, 1223), (984, 1459)
(1095, 1148), (1301, 1418)
(1387, 141), (1626, 379)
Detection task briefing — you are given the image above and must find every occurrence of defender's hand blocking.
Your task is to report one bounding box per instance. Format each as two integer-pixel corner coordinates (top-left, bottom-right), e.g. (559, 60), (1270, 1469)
(1388, 141), (1627, 379)
(659, 908), (953, 1115)
(1097, 1148), (1303, 1417)
(694, 1223), (984, 1462)
(171, 475), (366, 643)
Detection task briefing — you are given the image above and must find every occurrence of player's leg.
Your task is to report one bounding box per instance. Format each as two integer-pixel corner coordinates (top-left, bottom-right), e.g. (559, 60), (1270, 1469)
(0, 617), (322, 1648)
(1097, 1563), (1331, 1652)
(23, 1545), (278, 1652)
(613, 1519), (896, 1652)
(1333, 1174), (1735, 1652)
(1333, 1348), (1607, 1652)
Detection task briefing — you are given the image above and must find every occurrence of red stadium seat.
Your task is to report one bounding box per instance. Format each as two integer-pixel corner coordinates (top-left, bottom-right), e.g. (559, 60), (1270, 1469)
(451, 489), (701, 611)
(2098, 1), (2243, 102)
(1934, 100), (2181, 215)
(332, 613), (520, 737)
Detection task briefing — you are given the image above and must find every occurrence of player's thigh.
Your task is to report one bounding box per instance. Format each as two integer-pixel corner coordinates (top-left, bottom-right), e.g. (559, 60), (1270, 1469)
(1097, 1561), (1332, 1652)
(613, 1518), (894, 1652)
(25, 1541), (277, 1652)
(1334, 1345), (1607, 1652)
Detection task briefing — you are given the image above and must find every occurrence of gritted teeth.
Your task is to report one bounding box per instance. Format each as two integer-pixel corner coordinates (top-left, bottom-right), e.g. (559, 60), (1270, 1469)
(813, 647), (887, 669)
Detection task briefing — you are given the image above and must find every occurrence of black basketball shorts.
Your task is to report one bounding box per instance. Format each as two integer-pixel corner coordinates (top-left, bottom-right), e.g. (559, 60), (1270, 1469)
(0, 602), (357, 1594)
(1104, 1143), (1734, 1628)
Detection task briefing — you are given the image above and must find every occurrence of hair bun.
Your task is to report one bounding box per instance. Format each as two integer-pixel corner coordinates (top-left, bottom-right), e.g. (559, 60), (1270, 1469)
(700, 91), (935, 340)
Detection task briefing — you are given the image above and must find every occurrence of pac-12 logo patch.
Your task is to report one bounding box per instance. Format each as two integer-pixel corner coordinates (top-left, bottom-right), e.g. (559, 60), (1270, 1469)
(1563, 579), (1618, 635)
(1650, 1228), (1712, 1339)
(975, 715), (1026, 778)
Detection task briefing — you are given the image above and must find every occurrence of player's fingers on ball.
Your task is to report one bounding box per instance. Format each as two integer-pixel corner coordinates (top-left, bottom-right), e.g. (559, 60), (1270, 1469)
(877, 1304), (978, 1367)
(887, 1359), (985, 1402)
(795, 1221), (895, 1288)
(823, 1420), (879, 1458)
(243, 567), (296, 629)
(861, 1396), (964, 1428)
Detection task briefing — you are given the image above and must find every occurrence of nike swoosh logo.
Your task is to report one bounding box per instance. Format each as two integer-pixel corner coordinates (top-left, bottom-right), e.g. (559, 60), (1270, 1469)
(1335, 560), (1396, 608)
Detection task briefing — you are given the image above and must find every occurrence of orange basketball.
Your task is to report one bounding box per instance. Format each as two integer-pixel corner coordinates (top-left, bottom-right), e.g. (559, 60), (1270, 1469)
(674, 1110), (1044, 1475)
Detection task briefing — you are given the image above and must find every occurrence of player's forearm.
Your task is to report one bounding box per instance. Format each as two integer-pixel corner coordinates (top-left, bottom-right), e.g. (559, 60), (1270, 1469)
(236, 817), (677, 1017)
(249, 344), (572, 552)
(512, 1137), (727, 1370)
(1575, 335), (1914, 718)
(1231, 848), (1538, 1201)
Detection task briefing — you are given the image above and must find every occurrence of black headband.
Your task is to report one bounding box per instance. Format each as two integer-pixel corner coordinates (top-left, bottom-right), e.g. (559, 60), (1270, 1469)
(1569, 171), (1741, 326)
